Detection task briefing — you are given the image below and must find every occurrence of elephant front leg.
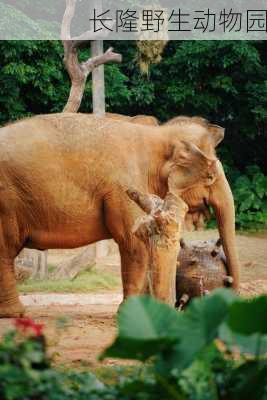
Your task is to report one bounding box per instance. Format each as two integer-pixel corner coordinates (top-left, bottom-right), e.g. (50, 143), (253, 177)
(119, 242), (149, 299)
(104, 192), (150, 300)
(0, 257), (25, 318)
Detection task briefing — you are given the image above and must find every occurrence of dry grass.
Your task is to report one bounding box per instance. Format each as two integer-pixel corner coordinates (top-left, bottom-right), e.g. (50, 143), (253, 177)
(18, 267), (121, 294)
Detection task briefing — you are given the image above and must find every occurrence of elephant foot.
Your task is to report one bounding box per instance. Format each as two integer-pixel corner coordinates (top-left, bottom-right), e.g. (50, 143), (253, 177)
(0, 301), (25, 318)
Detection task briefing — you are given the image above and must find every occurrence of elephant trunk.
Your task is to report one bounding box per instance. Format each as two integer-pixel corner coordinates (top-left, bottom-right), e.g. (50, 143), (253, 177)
(208, 163), (240, 290)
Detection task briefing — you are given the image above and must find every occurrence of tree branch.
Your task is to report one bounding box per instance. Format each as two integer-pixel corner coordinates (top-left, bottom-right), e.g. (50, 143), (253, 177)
(83, 47), (122, 71)
(61, 0), (76, 41)
(126, 188), (164, 215)
(61, 0), (122, 113)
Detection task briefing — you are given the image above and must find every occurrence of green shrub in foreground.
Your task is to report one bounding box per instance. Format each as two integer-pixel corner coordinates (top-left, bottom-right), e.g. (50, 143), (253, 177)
(0, 290), (267, 399)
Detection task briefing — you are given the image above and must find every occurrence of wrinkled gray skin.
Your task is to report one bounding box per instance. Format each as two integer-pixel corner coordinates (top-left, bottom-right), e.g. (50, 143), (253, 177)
(0, 113), (240, 317)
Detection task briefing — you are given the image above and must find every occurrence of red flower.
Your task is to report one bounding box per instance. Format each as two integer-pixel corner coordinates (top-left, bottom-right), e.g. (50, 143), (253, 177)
(15, 318), (44, 337)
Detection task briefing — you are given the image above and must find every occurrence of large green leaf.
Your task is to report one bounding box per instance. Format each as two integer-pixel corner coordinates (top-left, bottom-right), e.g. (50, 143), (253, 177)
(219, 323), (267, 356)
(157, 289), (237, 372)
(227, 296), (267, 335)
(102, 290), (236, 368)
(101, 296), (182, 361)
(117, 296), (181, 339)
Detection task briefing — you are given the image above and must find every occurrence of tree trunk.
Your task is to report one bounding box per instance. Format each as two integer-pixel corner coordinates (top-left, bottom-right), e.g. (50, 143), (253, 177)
(53, 246), (96, 280)
(127, 189), (188, 306)
(91, 41), (105, 115)
(91, 39), (111, 259)
(15, 249), (48, 281)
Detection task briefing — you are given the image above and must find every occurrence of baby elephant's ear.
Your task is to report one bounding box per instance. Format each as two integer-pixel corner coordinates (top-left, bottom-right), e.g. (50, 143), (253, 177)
(173, 140), (215, 169)
(208, 124), (225, 147)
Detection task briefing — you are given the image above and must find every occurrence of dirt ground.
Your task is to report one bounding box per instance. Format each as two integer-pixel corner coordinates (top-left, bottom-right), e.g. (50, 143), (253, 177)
(0, 230), (266, 369)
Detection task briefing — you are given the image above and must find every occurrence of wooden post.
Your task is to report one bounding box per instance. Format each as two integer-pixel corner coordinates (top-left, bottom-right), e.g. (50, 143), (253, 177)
(91, 39), (110, 258)
(91, 41), (105, 116)
(91, 0), (105, 117)
(127, 189), (188, 306)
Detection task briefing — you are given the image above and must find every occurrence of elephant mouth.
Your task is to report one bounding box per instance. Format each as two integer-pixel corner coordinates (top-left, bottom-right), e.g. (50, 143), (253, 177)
(187, 205), (206, 213)
(185, 197), (209, 213)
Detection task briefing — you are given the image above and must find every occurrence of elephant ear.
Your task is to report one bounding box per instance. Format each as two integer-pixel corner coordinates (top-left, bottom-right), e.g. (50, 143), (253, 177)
(172, 140), (215, 169)
(208, 124), (225, 147)
(168, 140), (217, 193)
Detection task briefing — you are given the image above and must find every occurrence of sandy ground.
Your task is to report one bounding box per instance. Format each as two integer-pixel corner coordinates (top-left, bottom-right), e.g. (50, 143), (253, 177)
(0, 230), (266, 368)
(0, 302), (120, 368)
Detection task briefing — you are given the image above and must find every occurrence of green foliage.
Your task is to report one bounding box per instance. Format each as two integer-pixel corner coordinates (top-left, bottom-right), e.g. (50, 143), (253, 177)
(0, 327), (106, 400)
(1, 291), (267, 399)
(227, 296), (267, 335)
(102, 290), (236, 370)
(100, 296), (182, 362)
(101, 291), (267, 399)
(0, 40), (131, 124)
(206, 164), (267, 230)
(232, 166), (267, 230)
(113, 41), (267, 176)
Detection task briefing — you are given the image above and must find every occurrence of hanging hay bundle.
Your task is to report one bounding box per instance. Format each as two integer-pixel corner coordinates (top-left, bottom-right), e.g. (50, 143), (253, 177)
(136, 5), (169, 74)
(136, 40), (168, 75)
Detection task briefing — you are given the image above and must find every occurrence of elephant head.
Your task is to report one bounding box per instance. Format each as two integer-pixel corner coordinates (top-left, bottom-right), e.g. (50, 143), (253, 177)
(163, 117), (240, 290)
(163, 140), (218, 194)
(180, 162), (239, 289)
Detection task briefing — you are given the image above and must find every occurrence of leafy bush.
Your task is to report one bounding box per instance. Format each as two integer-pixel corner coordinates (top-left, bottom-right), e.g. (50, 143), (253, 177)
(1, 291), (267, 399)
(232, 166), (267, 230)
(0, 319), (106, 400)
(102, 291), (267, 400)
(207, 164), (267, 231)
(0, 41), (130, 125)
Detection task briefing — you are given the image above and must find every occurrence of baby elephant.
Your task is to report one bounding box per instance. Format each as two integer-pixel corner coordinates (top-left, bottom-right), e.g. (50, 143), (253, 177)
(176, 238), (233, 309)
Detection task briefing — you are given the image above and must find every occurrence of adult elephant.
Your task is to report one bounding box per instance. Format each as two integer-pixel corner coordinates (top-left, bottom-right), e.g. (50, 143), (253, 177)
(0, 113), (239, 317)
